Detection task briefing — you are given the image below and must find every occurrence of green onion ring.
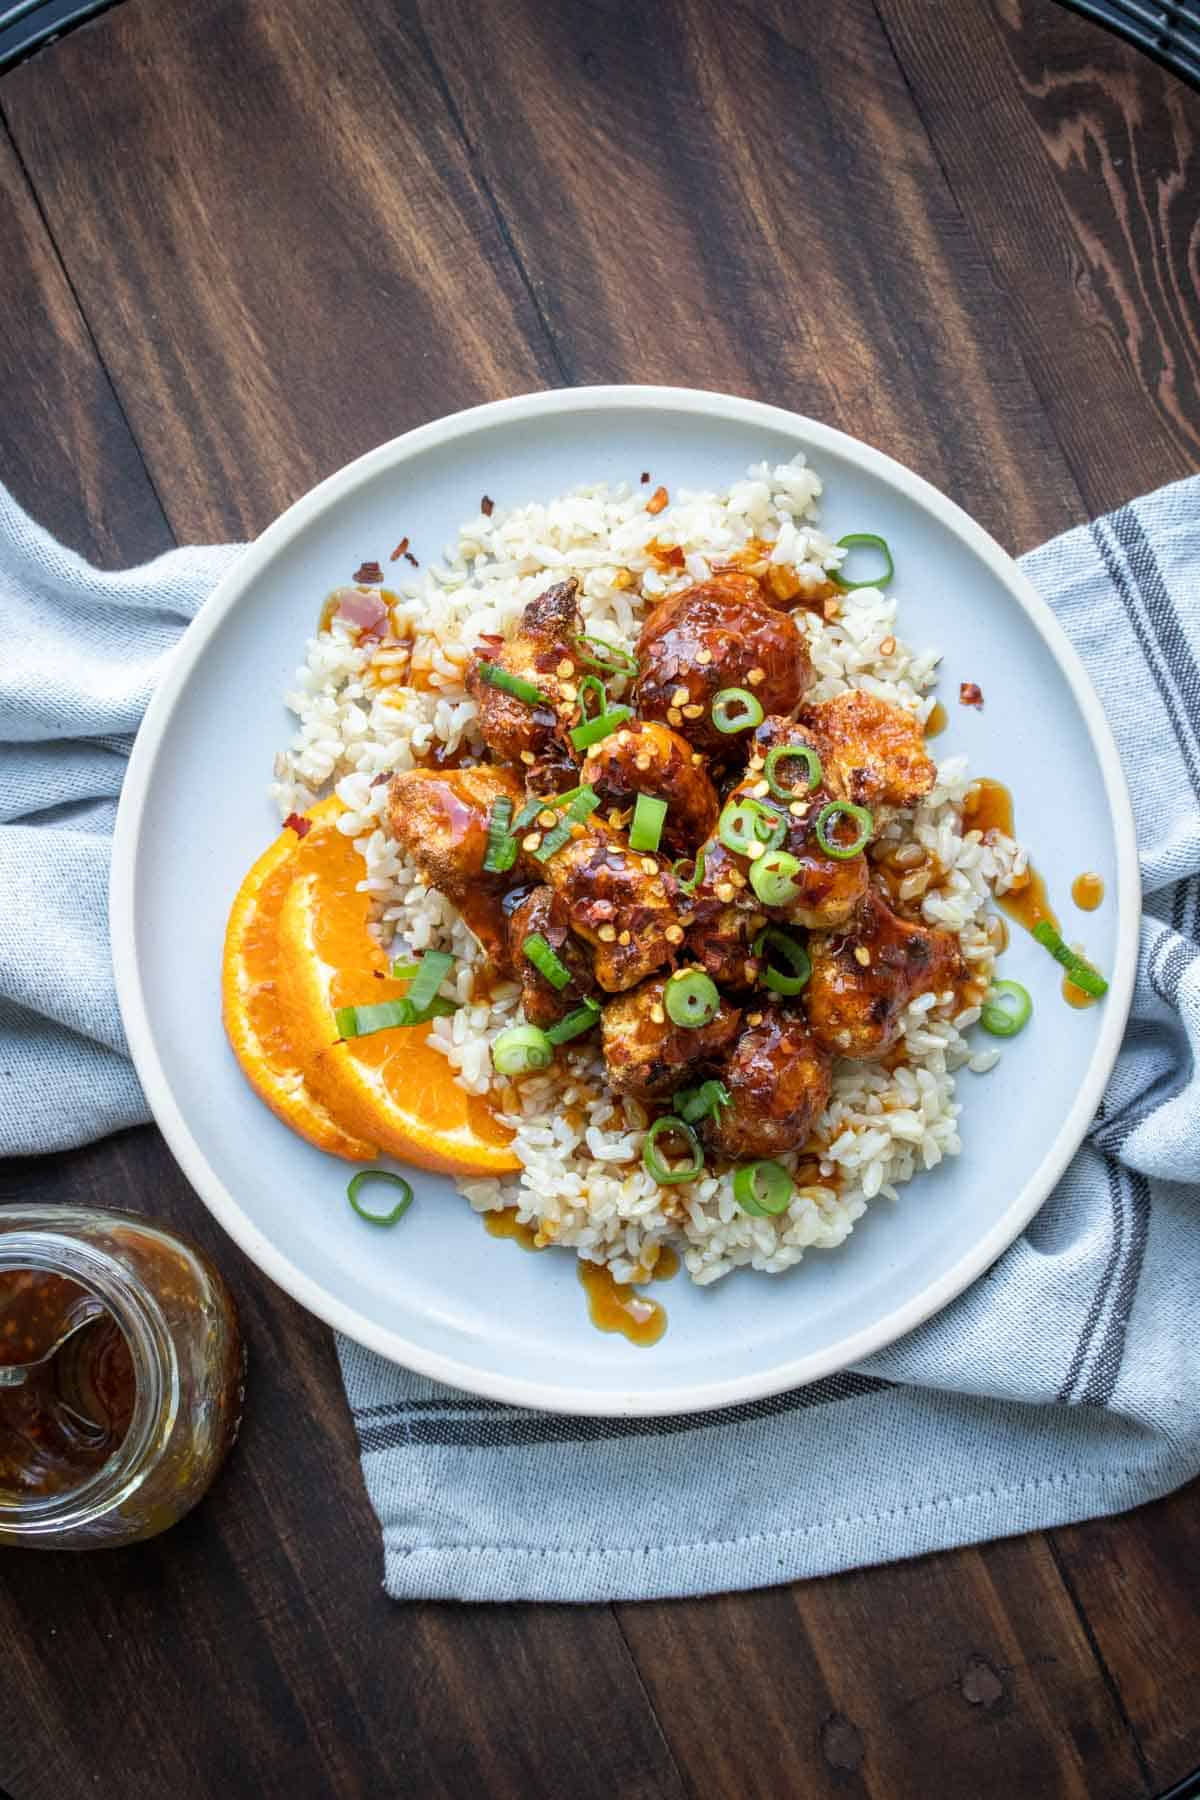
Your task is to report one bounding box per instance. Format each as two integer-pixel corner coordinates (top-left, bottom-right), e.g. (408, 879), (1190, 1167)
(389, 959), (419, 979)
(574, 633), (638, 677)
(642, 1115), (705, 1186)
(748, 850), (803, 907)
(673, 1078), (732, 1124)
(482, 795), (518, 872)
(546, 998), (602, 1044)
(734, 1160), (793, 1217)
(712, 687), (765, 734)
(569, 707), (634, 752)
(672, 846), (707, 895)
(664, 969), (721, 1029)
(476, 661), (547, 706)
(814, 799), (874, 860)
(491, 1024), (555, 1075)
(629, 792), (668, 853)
(576, 673), (608, 720)
(764, 743), (822, 801)
(335, 997), (457, 1037)
(1032, 922), (1109, 998)
(753, 926), (811, 995)
(832, 533), (895, 592)
(522, 933), (572, 990)
(406, 949), (455, 1015)
(534, 786), (601, 861)
(718, 796), (785, 859)
(347, 1170), (415, 1226)
(980, 979), (1033, 1037)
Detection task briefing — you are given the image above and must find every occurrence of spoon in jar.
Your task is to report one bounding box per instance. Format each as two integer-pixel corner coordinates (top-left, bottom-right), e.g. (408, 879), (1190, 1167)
(0, 1298), (107, 1390)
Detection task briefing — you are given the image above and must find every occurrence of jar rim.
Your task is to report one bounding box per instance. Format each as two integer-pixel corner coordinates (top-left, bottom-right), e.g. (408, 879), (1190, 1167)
(0, 1231), (180, 1536)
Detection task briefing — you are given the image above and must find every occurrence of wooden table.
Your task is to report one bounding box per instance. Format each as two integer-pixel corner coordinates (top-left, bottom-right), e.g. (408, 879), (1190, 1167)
(2, 2), (1198, 1794)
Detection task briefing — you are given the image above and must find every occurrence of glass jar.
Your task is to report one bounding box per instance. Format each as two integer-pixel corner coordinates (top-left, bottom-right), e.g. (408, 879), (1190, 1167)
(0, 1205), (245, 1548)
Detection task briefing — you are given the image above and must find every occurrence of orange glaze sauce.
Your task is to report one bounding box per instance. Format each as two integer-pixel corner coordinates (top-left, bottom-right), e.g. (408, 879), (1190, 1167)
(1062, 975), (1098, 1010)
(484, 1210), (541, 1252)
(577, 1263), (668, 1347)
(924, 700), (949, 739)
(962, 779), (1059, 936)
(1072, 872), (1105, 912)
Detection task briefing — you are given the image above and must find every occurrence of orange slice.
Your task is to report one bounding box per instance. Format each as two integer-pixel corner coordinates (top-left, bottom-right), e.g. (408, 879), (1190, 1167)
(277, 869), (520, 1177)
(222, 798), (377, 1161)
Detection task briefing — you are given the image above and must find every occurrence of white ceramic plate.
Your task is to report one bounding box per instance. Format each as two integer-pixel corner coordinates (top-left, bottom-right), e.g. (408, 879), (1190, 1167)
(111, 386), (1139, 1415)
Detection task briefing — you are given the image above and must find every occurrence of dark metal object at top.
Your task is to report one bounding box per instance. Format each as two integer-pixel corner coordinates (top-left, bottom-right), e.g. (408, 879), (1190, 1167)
(1, 0), (122, 71)
(1058, 0), (1200, 85)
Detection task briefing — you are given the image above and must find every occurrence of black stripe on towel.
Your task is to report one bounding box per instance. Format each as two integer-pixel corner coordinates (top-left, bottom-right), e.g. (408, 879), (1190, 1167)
(1079, 1170), (1152, 1409)
(355, 1371), (891, 1452)
(1056, 1156), (1126, 1405)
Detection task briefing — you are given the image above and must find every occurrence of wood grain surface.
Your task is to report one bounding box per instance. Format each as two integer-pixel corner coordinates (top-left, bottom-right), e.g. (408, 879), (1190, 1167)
(1, 2), (1197, 1796)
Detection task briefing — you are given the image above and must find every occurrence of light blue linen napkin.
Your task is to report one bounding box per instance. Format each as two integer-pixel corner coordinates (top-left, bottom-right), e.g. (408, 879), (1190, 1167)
(2, 476), (1197, 1602)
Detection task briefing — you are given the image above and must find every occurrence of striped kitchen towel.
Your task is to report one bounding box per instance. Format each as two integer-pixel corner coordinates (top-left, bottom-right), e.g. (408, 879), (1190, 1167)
(2, 474), (1197, 1601)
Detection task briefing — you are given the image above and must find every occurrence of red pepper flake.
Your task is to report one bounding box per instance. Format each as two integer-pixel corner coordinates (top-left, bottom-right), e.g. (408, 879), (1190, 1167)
(283, 812), (311, 838)
(404, 551), (420, 567)
(646, 485), (669, 515)
(353, 560), (384, 585)
(640, 471), (651, 484)
(389, 537), (410, 563)
(647, 538), (685, 570)
(369, 771), (391, 788)
(959, 682), (984, 709)
(481, 495), (494, 516)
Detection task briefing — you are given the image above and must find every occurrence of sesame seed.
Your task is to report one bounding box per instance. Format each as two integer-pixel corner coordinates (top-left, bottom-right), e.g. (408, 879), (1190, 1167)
(520, 750), (535, 765)
(641, 856), (658, 875)
(854, 945), (871, 966)
(618, 930), (632, 946)
(557, 658), (574, 677)
(696, 648), (713, 665)
(672, 686), (690, 707)
(597, 924), (617, 942)
(789, 801), (805, 817)
(522, 832), (542, 851)
(608, 808), (624, 826)
(667, 708), (683, 727)
(745, 841), (765, 861)
(678, 912), (695, 927)
(665, 924), (685, 944)
(746, 667), (765, 686)
(635, 753), (651, 771)
(743, 962), (757, 983)
(691, 753), (703, 766)
(682, 703), (704, 719)
(716, 882), (735, 902)
(748, 754), (765, 771)
(749, 913), (767, 930)
(747, 1012), (764, 1027)
(730, 870), (747, 888)
(617, 729), (633, 747)
(879, 636), (896, 656)
(538, 809), (557, 827)
(650, 1004), (666, 1025)
(560, 681), (578, 702)
(751, 779), (770, 798)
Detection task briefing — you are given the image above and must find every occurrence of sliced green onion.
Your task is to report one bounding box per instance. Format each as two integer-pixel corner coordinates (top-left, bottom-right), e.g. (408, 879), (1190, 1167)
(712, 687), (765, 734)
(574, 633), (638, 677)
(814, 799), (874, 860)
(335, 997), (457, 1037)
(483, 796), (518, 873)
(753, 927), (811, 995)
(476, 661), (546, 706)
(672, 846), (707, 895)
(629, 793), (668, 853)
(522, 932), (572, 990)
(642, 1115), (705, 1185)
(718, 796), (785, 858)
(570, 706), (634, 752)
(734, 1160), (793, 1217)
(576, 673), (608, 720)
(664, 969), (720, 1029)
(406, 949), (455, 1014)
(764, 743), (822, 801)
(534, 786), (601, 861)
(749, 849), (803, 907)
(491, 1024), (555, 1075)
(833, 533), (895, 592)
(546, 997), (602, 1044)
(674, 1078), (732, 1124)
(512, 794), (550, 835)
(389, 959), (419, 979)
(1032, 922), (1109, 998)
(980, 979), (1033, 1037)
(347, 1170), (414, 1226)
